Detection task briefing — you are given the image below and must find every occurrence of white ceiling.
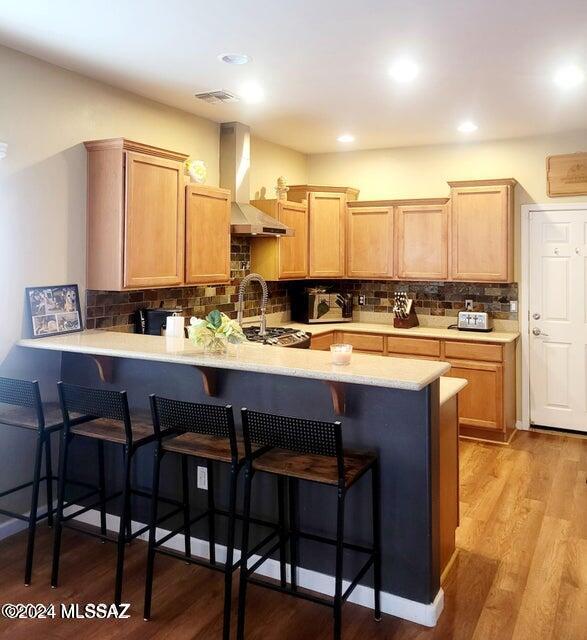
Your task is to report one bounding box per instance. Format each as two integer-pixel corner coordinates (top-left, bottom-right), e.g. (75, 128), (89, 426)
(1, 0), (586, 153)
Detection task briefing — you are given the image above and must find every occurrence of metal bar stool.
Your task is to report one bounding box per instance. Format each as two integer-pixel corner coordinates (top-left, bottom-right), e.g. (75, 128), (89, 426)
(0, 376), (93, 585)
(236, 409), (382, 640)
(144, 395), (255, 640)
(51, 382), (167, 606)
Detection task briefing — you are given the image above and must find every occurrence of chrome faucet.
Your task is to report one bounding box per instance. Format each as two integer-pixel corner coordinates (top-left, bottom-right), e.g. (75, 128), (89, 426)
(237, 273), (269, 337)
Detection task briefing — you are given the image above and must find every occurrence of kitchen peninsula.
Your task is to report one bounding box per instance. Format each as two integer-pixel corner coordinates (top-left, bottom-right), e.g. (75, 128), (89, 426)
(18, 330), (461, 626)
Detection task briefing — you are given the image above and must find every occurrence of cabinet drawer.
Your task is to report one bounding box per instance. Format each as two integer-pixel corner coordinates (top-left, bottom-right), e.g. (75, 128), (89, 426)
(310, 332), (335, 351)
(339, 332), (384, 353)
(387, 337), (441, 357)
(444, 341), (502, 362)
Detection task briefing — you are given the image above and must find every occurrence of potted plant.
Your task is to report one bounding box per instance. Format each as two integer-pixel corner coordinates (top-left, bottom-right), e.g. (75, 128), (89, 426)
(188, 310), (246, 355)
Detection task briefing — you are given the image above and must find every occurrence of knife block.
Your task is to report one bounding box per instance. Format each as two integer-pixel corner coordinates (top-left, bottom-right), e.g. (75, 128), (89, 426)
(393, 306), (419, 329)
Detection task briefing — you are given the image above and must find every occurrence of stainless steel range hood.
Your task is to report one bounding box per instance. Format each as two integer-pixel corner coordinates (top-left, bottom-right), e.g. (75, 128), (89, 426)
(220, 122), (294, 237)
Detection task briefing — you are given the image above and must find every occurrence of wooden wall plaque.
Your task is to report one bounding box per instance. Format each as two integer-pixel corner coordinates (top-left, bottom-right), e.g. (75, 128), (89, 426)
(547, 152), (587, 197)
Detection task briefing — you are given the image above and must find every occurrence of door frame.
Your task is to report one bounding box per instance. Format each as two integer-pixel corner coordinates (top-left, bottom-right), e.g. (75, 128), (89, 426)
(520, 202), (587, 430)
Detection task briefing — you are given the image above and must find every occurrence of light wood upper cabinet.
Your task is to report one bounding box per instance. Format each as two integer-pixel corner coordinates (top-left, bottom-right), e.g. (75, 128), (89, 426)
(249, 199), (308, 280)
(288, 186), (359, 278)
(448, 179), (516, 282)
(185, 185), (231, 285)
(85, 138), (188, 291)
(396, 203), (448, 280)
(124, 151), (185, 288)
(346, 205), (394, 278)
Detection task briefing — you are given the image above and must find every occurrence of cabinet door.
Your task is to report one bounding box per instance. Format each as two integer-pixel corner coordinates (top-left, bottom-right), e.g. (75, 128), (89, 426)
(397, 204), (448, 279)
(449, 185), (512, 282)
(185, 185), (231, 284)
(124, 152), (185, 288)
(446, 359), (503, 432)
(309, 192), (346, 277)
(278, 201), (308, 278)
(347, 206), (394, 278)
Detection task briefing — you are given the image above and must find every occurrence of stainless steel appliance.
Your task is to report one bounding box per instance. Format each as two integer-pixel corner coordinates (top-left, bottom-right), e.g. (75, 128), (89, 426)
(237, 273), (268, 336)
(291, 288), (353, 324)
(243, 327), (311, 348)
(135, 307), (182, 335)
(457, 310), (493, 332)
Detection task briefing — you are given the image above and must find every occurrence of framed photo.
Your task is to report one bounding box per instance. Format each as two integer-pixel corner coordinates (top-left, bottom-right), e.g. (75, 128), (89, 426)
(26, 284), (83, 338)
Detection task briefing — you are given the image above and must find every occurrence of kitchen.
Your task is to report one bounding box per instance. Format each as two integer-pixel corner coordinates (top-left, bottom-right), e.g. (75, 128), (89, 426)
(0, 2), (586, 639)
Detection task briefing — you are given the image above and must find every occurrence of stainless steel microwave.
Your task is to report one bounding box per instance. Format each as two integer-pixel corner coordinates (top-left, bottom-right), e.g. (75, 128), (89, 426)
(291, 289), (353, 324)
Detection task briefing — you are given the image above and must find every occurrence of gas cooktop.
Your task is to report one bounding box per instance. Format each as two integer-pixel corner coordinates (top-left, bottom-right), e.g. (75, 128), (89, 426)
(243, 326), (311, 348)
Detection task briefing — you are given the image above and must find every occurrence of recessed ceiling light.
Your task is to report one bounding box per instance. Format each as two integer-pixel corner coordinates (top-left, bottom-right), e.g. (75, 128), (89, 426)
(218, 53), (250, 65)
(457, 121), (478, 133)
(389, 58), (419, 83)
(337, 134), (355, 143)
(553, 64), (584, 89)
(240, 82), (264, 104)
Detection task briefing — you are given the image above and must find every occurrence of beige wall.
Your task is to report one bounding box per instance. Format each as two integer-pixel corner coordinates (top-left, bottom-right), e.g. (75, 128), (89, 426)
(250, 135), (308, 200)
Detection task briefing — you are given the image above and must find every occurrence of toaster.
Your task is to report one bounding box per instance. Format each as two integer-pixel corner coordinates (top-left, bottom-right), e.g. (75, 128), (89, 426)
(457, 310), (493, 332)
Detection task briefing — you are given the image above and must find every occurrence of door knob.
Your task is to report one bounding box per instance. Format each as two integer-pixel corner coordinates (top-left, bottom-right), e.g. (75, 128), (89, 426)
(532, 312), (541, 320)
(532, 327), (549, 336)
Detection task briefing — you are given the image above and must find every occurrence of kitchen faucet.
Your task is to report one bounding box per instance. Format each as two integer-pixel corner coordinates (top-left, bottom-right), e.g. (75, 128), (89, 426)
(237, 273), (268, 337)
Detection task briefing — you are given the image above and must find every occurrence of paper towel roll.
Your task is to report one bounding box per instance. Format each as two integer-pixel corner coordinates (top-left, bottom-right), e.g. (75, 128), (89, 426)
(165, 314), (185, 338)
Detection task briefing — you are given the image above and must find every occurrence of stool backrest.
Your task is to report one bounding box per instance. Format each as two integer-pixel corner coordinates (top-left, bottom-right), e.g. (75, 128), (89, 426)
(241, 408), (344, 480)
(0, 377), (44, 429)
(58, 382), (132, 441)
(150, 395), (237, 460)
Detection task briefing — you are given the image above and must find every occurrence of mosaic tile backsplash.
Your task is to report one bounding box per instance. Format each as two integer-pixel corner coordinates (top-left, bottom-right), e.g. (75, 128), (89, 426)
(85, 237), (518, 330)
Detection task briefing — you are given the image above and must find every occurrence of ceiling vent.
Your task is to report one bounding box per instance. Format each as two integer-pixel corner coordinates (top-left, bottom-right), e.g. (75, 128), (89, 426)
(194, 90), (239, 104)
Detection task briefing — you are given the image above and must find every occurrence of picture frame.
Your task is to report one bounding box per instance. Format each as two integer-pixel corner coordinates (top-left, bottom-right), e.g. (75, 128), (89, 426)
(25, 284), (83, 338)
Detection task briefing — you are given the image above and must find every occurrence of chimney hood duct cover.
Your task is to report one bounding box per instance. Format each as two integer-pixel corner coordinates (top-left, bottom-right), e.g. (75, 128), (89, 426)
(220, 122), (294, 237)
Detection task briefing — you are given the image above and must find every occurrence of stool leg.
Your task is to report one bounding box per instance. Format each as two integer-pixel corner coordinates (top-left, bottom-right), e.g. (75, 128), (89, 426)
(114, 445), (132, 606)
(24, 433), (44, 585)
(277, 475), (287, 587)
(98, 440), (107, 538)
(288, 477), (299, 591)
(222, 464), (238, 640)
(122, 447), (132, 541)
(372, 461), (382, 621)
(207, 459), (216, 565)
(45, 433), (54, 528)
(51, 432), (72, 588)
(181, 454), (191, 559)
(236, 465), (253, 640)
(144, 446), (162, 621)
(333, 487), (346, 640)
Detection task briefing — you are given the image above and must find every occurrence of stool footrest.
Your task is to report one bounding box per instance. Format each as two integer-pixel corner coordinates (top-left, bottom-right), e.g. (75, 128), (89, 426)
(61, 491), (121, 522)
(156, 547), (237, 573)
(342, 555), (375, 602)
(247, 576), (334, 608)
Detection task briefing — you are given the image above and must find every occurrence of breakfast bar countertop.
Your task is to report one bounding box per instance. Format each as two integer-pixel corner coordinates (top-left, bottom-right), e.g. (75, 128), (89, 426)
(18, 330), (450, 392)
(280, 321), (520, 344)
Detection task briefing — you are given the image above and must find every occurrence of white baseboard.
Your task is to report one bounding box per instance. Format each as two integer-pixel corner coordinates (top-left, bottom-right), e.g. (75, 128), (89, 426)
(515, 420), (528, 430)
(68, 506), (443, 627)
(0, 515), (28, 540)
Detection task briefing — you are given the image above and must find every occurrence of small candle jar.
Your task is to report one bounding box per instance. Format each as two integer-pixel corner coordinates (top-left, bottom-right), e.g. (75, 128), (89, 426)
(330, 343), (353, 366)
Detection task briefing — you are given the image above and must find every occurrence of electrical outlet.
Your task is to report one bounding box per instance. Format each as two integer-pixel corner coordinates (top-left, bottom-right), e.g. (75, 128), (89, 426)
(358, 294), (366, 306)
(197, 466), (208, 490)
(464, 299), (474, 311)
(510, 300), (518, 313)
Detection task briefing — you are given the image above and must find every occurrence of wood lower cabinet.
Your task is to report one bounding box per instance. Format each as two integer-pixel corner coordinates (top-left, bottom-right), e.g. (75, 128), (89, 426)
(250, 200), (308, 280)
(449, 179), (516, 282)
(288, 186), (359, 278)
(309, 328), (516, 442)
(185, 185), (231, 284)
(346, 206), (394, 278)
(85, 138), (188, 290)
(396, 204), (448, 280)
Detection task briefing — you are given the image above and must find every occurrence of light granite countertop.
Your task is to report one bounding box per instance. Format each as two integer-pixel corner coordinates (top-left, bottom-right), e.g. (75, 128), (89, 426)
(439, 377), (468, 405)
(279, 321), (520, 344)
(18, 330), (451, 392)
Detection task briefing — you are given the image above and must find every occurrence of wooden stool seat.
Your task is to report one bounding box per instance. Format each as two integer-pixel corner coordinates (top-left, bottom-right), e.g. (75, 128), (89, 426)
(71, 414), (153, 444)
(252, 447), (376, 487)
(161, 432), (260, 463)
(0, 402), (67, 431)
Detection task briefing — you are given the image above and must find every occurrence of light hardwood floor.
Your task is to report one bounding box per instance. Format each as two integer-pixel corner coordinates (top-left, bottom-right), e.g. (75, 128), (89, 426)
(0, 430), (585, 639)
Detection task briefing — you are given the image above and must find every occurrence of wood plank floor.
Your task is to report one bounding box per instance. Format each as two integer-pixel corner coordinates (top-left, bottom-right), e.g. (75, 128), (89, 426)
(0, 429), (585, 639)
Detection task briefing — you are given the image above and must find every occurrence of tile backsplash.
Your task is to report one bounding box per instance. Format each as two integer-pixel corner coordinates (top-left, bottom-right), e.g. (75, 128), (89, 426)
(85, 237), (518, 331)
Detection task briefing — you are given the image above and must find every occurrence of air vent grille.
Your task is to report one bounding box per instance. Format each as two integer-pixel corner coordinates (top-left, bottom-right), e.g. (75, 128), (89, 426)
(194, 90), (239, 104)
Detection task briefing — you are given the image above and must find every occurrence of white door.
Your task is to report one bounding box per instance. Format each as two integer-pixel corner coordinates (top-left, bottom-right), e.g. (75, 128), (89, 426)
(529, 209), (587, 432)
